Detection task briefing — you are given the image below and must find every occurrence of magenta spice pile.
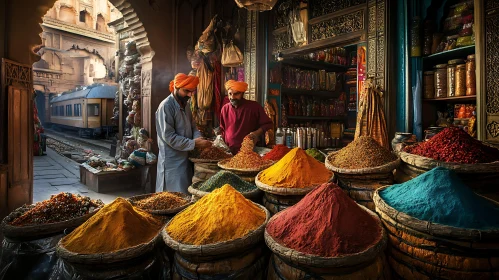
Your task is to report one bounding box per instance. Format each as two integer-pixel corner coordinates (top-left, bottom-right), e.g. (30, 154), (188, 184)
(404, 127), (499, 164)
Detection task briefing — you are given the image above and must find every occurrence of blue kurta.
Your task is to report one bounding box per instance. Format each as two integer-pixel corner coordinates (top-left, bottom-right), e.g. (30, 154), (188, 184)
(155, 95), (201, 193)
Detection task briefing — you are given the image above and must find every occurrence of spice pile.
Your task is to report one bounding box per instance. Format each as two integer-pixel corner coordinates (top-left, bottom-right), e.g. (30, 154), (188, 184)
(134, 192), (189, 211)
(306, 148), (326, 162)
(329, 136), (397, 169)
(267, 183), (382, 257)
(259, 148), (332, 188)
(191, 145), (232, 160)
(403, 127), (499, 163)
(9, 193), (103, 226)
(223, 136), (273, 169)
(199, 171), (257, 193)
(166, 184), (265, 245)
(263, 144), (291, 161)
(62, 198), (162, 254)
(380, 167), (499, 229)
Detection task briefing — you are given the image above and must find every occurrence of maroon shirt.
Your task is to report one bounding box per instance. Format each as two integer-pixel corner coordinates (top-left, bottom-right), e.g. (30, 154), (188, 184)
(220, 99), (273, 154)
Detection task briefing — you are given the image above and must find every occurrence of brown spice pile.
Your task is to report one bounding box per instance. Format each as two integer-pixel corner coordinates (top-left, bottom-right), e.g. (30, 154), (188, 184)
(329, 136), (397, 169)
(224, 136), (273, 169)
(10, 193), (103, 226)
(198, 146), (232, 160)
(135, 192), (189, 211)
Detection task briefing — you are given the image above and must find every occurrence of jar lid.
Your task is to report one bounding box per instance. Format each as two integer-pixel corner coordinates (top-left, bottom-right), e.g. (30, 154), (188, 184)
(456, 64), (466, 69)
(435, 64), (448, 69)
(448, 59), (465, 65)
(467, 54), (476, 60)
(424, 71), (435, 74)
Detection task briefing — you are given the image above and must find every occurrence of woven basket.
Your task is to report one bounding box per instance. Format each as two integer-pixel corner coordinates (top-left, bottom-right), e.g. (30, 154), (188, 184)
(399, 151), (499, 173)
(127, 192), (193, 215)
(254, 171), (332, 196)
(262, 192), (305, 216)
(1, 205), (102, 239)
(325, 151), (400, 174)
(217, 159), (275, 175)
(264, 204), (386, 268)
(188, 181), (262, 202)
(162, 203), (270, 261)
(56, 228), (163, 265)
(188, 156), (231, 164)
(336, 173), (395, 211)
(373, 186), (499, 242)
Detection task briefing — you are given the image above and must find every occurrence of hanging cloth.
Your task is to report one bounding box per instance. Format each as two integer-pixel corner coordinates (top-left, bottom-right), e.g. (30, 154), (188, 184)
(354, 80), (389, 150)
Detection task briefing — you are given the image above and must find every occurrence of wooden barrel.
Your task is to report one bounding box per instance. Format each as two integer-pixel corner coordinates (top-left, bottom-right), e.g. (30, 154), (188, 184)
(255, 171), (321, 215)
(265, 204), (390, 280)
(373, 187), (499, 280)
(325, 153), (400, 211)
(399, 151), (499, 202)
(188, 181), (263, 203)
(163, 203), (271, 278)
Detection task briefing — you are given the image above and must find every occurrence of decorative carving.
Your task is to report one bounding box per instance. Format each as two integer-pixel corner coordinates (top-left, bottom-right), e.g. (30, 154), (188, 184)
(310, 0), (366, 19)
(273, 30), (294, 53)
(486, 0), (499, 11)
(368, 37), (376, 75)
(141, 69), (151, 97)
(310, 10), (365, 42)
(2, 59), (33, 89)
(376, 1), (384, 32)
(368, 5), (376, 34)
(376, 35), (384, 73)
(486, 15), (499, 115)
(245, 11), (258, 101)
(487, 121), (499, 138)
(273, 0), (291, 29)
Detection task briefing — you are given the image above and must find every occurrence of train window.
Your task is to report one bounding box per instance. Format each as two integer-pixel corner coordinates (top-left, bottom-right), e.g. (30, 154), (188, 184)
(58, 106), (64, 116)
(66, 105), (72, 116)
(74, 104), (81, 116)
(88, 104), (100, 116)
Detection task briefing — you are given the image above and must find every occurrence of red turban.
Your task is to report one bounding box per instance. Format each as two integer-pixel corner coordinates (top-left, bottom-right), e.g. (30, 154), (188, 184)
(225, 80), (248, 93)
(169, 73), (200, 92)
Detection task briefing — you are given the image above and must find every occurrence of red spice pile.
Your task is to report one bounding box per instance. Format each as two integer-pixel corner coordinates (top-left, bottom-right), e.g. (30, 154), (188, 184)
(263, 144), (291, 161)
(404, 127), (499, 164)
(266, 183), (382, 257)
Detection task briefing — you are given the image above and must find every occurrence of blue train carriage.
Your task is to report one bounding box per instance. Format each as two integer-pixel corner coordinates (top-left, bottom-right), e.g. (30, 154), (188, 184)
(49, 85), (117, 138)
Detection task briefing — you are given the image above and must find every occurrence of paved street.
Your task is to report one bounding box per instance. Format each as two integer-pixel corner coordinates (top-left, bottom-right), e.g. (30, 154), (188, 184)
(34, 148), (143, 204)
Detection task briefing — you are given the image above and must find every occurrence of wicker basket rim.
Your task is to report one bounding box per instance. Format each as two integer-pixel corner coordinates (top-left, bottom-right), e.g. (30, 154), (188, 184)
(254, 171), (332, 196)
(217, 159), (275, 174)
(127, 192), (193, 215)
(189, 157), (231, 164)
(264, 204), (386, 267)
(1, 206), (102, 238)
(325, 151), (400, 174)
(162, 203), (270, 256)
(373, 185), (499, 238)
(188, 181), (260, 197)
(399, 151), (499, 172)
(56, 227), (162, 264)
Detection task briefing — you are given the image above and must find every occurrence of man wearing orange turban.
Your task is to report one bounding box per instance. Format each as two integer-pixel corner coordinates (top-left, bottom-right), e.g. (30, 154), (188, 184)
(219, 80), (273, 154)
(156, 73), (211, 193)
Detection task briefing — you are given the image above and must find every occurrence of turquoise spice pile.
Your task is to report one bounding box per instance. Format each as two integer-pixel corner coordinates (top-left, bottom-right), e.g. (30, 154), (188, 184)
(199, 170), (256, 192)
(380, 167), (499, 230)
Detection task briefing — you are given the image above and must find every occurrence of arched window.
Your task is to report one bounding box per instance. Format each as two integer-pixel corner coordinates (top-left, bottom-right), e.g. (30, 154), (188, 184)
(96, 14), (106, 31)
(79, 10), (86, 23)
(59, 6), (76, 23)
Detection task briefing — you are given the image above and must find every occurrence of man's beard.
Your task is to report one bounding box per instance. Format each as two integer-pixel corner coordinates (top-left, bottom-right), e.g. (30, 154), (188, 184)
(230, 99), (240, 106)
(175, 92), (190, 105)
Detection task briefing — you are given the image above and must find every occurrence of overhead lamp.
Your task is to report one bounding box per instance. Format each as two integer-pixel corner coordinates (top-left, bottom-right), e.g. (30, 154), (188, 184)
(234, 0), (278, 11)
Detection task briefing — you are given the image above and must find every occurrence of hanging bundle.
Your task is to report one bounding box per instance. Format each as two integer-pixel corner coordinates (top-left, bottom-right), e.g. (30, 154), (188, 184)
(222, 41), (243, 67)
(196, 61), (214, 124)
(354, 80), (389, 150)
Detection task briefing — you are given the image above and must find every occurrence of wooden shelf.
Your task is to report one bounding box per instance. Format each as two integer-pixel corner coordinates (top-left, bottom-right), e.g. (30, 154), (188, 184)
(422, 45), (475, 65)
(278, 58), (349, 72)
(287, 116), (346, 120)
(282, 88), (340, 98)
(423, 95), (476, 103)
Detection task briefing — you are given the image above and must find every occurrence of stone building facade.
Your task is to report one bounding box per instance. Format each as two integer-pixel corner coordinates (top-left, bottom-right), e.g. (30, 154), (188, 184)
(33, 0), (121, 124)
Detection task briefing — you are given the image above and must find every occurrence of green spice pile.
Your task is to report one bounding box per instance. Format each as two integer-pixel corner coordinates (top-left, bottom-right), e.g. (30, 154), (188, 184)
(199, 170), (257, 193)
(329, 136), (397, 169)
(135, 192), (189, 211)
(10, 193), (103, 226)
(306, 148), (325, 162)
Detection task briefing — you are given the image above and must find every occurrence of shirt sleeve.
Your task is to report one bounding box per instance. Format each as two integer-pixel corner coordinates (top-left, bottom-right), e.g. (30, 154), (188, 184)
(192, 116), (202, 139)
(156, 103), (195, 152)
(257, 104), (274, 133)
(219, 106), (227, 139)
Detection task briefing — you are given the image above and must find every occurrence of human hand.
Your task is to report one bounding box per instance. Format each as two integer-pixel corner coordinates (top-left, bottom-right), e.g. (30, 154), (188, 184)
(246, 132), (259, 143)
(195, 138), (212, 150)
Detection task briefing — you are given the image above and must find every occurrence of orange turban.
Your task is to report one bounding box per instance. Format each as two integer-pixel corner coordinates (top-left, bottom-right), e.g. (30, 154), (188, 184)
(169, 73), (200, 92)
(225, 80), (248, 93)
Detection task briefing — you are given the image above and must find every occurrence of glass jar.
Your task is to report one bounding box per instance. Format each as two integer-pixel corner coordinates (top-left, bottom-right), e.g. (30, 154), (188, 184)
(423, 20), (433, 56)
(434, 64), (448, 98)
(445, 35), (458, 51)
(455, 64), (466, 96)
(424, 71), (435, 99)
(466, 54), (476, 96)
(447, 59), (465, 97)
(411, 17), (421, 57)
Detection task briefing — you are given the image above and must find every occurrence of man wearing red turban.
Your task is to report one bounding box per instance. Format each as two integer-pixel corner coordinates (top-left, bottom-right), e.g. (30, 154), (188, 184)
(156, 73), (211, 193)
(219, 80), (273, 154)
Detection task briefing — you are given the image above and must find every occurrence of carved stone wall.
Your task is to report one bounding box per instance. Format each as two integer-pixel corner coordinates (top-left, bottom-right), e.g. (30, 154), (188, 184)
(366, 0), (385, 90)
(310, 0), (366, 18)
(310, 9), (365, 42)
(485, 0), (499, 142)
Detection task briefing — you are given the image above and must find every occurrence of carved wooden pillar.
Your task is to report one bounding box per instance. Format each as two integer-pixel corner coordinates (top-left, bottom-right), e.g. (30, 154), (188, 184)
(366, 0), (386, 90)
(245, 11), (258, 102)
